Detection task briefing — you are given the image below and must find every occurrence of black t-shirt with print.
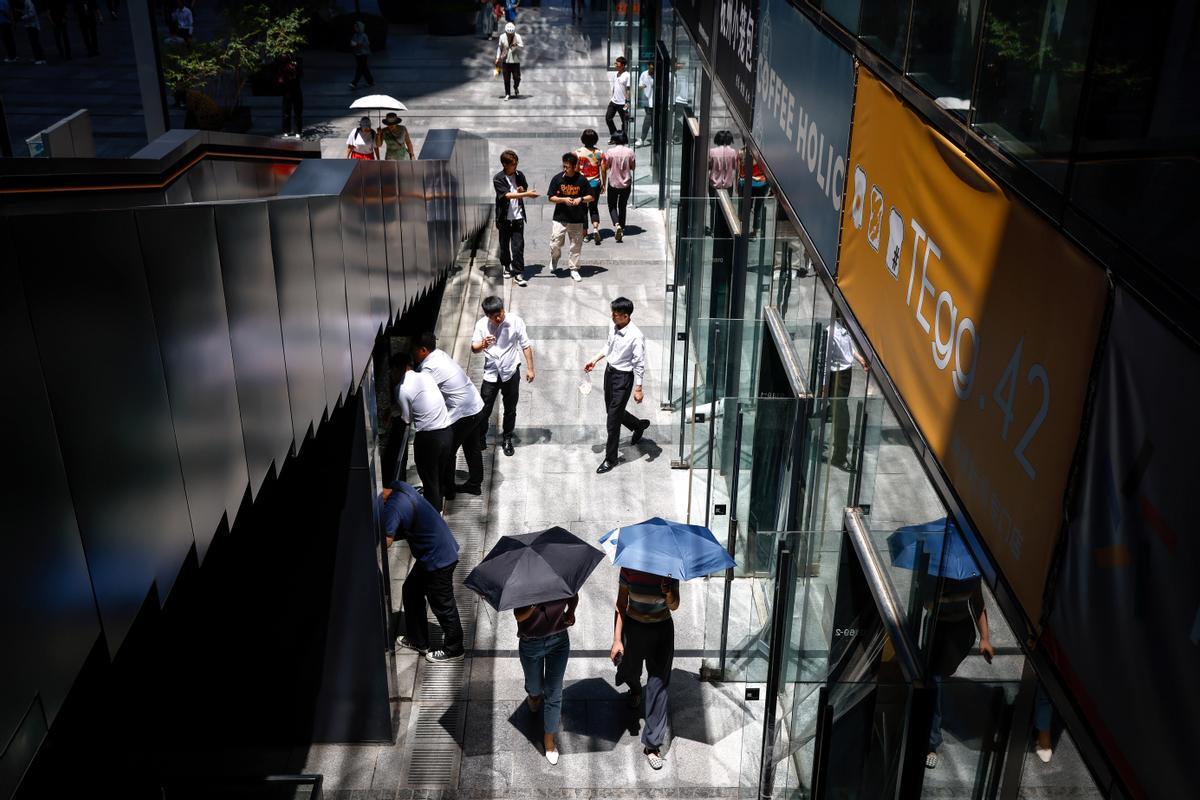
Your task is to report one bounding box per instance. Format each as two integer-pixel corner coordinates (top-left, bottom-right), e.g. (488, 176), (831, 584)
(547, 171), (593, 224)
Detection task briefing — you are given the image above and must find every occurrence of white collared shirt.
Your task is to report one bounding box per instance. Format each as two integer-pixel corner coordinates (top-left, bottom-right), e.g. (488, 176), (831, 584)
(827, 321), (857, 372)
(605, 320), (646, 384)
(396, 370), (452, 432)
(505, 174), (523, 221)
(418, 348), (484, 423)
(472, 312), (533, 382)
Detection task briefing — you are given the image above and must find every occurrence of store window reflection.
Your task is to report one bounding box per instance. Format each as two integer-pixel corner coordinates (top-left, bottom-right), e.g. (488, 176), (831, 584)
(1069, 0), (1196, 299)
(825, 0), (910, 68)
(908, 0), (984, 115)
(973, 0), (1095, 191)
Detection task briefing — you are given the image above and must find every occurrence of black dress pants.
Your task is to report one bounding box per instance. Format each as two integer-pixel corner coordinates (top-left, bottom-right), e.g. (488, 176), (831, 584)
(502, 62), (521, 95)
(414, 426), (453, 512)
(497, 219), (525, 274)
(0, 23), (15, 59)
(479, 372), (520, 448)
(351, 54), (374, 87)
(608, 185), (631, 228)
(281, 89), (303, 134)
(605, 101), (628, 136)
(76, 9), (97, 56)
(603, 366), (640, 464)
(447, 410), (485, 491)
(402, 561), (464, 655)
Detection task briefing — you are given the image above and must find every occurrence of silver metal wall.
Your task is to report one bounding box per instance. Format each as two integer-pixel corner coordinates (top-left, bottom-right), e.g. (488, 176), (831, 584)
(0, 130), (489, 797)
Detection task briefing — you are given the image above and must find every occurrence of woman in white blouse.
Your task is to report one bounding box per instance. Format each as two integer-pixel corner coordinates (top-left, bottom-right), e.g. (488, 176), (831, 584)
(345, 116), (379, 160)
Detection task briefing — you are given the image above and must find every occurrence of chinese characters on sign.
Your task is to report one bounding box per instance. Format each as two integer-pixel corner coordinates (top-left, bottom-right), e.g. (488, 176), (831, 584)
(713, 0), (758, 129)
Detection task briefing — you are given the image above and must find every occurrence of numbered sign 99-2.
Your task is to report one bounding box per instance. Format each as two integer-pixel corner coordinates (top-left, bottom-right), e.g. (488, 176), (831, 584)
(837, 68), (1107, 624)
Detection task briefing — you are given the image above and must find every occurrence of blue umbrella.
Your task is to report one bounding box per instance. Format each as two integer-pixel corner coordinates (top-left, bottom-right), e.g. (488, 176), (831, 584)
(599, 517), (735, 580)
(886, 518), (980, 581)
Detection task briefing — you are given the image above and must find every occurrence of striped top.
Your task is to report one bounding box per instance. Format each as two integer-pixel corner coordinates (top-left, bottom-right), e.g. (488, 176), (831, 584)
(619, 568), (679, 624)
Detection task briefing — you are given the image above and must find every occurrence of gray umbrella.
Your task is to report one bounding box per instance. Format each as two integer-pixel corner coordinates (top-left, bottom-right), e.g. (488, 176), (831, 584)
(464, 526), (604, 612)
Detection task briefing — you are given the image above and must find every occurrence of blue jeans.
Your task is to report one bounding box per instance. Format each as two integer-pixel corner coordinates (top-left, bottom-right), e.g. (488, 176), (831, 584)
(519, 630), (570, 733)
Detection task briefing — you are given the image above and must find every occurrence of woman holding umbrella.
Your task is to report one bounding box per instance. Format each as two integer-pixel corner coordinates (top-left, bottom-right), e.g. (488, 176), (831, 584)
(513, 595), (578, 765)
(345, 116), (378, 160)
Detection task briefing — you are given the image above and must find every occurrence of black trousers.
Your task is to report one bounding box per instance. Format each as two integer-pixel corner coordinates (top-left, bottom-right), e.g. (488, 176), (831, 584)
(605, 101), (628, 137)
(587, 185), (600, 226)
(414, 426), (453, 512)
(50, 18), (70, 59)
(447, 409), (485, 491)
(76, 11), (97, 55)
(24, 26), (44, 60)
(640, 108), (653, 142)
(351, 54), (374, 87)
(0, 24), (14, 59)
(479, 372), (520, 448)
(502, 62), (521, 95)
(617, 616), (674, 749)
(403, 561), (464, 655)
(826, 368), (853, 464)
(281, 90), (303, 134)
(608, 185), (631, 228)
(497, 218), (525, 273)
(603, 366), (640, 464)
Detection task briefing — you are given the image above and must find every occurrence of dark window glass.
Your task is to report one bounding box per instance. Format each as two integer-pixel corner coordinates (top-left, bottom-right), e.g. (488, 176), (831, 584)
(1070, 1), (1198, 296)
(907, 0), (985, 116)
(973, 0), (1095, 191)
(823, 0), (910, 68)
(824, 0), (864, 33)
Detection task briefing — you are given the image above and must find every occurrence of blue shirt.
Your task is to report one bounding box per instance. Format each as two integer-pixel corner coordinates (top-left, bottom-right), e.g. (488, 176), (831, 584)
(381, 481), (459, 571)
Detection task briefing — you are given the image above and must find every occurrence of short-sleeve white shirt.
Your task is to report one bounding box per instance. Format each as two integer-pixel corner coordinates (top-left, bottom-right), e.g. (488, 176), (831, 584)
(418, 348), (484, 422)
(396, 370), (452, 432)
(610, 71), (631, 105)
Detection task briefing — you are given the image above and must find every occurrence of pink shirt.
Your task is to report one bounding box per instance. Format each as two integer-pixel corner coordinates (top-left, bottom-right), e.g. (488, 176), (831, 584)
(605, 145), (636, 189)
(708, 145), (738, 190)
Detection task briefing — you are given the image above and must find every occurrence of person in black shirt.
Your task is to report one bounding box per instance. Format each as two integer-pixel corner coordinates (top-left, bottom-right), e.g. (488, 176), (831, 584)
(493, 149), (539, 287)
(546, 152), (594, 282)
(277, 52), (304, 138)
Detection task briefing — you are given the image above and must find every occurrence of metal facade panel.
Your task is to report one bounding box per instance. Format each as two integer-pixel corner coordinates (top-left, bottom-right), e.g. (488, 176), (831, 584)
(308, 195), (353, 409)
(268, 197), (326, 445)
(14, 210), (194, 657)
(210, 159), (240, 201)
(136, 205), (249, 557)
(362, 163), (389, 340)
(187, 158), (218, 203)
(399, 161), (431, 303)
(213, 201), (294, 496)
(380, 164), (406, 321)
(339, 169), (373, 381)
(0, 239), (101, 742)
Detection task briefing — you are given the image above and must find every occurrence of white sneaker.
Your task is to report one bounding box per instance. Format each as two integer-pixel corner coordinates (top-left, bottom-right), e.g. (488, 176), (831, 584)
(614, 225), (623, 242)
(570, 269), (582, 282)
(1036, 746), (1053, 763)
(545, 747), (559, 765)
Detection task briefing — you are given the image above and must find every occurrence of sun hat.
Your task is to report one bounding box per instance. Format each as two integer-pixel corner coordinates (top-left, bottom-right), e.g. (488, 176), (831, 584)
(505, 22), (515, 33)
(383, 112), (401, 125)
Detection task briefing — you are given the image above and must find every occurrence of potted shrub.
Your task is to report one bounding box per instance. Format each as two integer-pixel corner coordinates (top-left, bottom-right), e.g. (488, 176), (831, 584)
(165, 4), (308, 132)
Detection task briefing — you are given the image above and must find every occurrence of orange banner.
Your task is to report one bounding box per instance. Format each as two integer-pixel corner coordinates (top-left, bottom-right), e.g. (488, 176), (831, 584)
(838, 68), (1108, 624)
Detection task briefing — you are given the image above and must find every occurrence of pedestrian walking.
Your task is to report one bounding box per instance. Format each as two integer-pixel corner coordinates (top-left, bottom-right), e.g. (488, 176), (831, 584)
(276, 51), (303, 138)
(605, 132), (635, 242)
(472, 296), (535, 457)
(414, 332), (486, 499)
(707, 130), (737, 233)
(20, 0), (44, 63)
(378, 112), (414, 160)
(495, 21), (522, 99)
(636, 63), (654, 146)
(574, 129), (607, 245)
(503, 0), (518, 23)
(73, 0), (97, 56)
(392, 351), (455, 513)
(0, 0), (16, 62)
(493, 149), (538, 287)
(570, 0), (584, 21)
(345, 116), (378, 160)
(348, 20), (374, 89)
(824, 318), (866, 471)
(610, 566), (680, 770)
(739, 148), (770, 235)
(605, 56), (631, 144)
(585, 296), (650, 473)
(170, 0), (191, 47)
(547, 151), (593, 282)
(47, 0), (68, 59)
(381, 481), (466, 663)
(514, 595), (577, 765)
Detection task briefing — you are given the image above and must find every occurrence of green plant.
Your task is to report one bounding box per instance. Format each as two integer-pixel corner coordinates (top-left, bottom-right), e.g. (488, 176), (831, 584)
(165, 4), (309, 115)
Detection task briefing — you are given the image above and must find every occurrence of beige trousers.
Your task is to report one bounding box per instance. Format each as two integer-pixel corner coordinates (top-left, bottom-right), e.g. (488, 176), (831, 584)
(550, 220), (585, 270)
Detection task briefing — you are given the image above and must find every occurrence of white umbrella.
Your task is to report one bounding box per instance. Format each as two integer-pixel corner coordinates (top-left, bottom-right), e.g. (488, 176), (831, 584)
(349, 94), (408, 112)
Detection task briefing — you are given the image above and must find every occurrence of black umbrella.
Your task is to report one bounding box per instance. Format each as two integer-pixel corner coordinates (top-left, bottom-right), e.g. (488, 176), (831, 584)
(464, 526), (605, 611)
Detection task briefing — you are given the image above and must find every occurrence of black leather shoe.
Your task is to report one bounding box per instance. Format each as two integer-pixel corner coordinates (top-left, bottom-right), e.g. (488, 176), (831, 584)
(455, 483), (482, 495)
(630, 419), (651, 445)
(596, 460), (615, 474)
(503, 437), (515, 457)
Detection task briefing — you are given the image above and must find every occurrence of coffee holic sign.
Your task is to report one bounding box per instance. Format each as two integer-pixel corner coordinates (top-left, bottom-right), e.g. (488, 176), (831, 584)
(837, 68), (1108, 623)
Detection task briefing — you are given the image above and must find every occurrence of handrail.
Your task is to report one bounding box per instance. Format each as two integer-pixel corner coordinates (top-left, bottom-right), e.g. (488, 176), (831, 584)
(764, 306), (810, 399)
(715, 187), (742, 236)
(843, 506), (924, 684)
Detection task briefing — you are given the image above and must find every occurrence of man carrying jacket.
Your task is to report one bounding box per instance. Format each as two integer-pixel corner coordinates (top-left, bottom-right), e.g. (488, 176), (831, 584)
(493, 149), (539, 287)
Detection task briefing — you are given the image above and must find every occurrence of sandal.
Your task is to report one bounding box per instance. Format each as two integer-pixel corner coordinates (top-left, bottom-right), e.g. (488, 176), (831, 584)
(925, 752), (938, 769)
(645, 748), (664, 770)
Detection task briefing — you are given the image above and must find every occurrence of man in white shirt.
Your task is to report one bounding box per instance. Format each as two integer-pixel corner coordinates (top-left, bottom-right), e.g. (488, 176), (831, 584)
(472, 296), (535, 457)
(605, 55), (631, 145)
(636, 63), (655, 146)
(585, 296), (650, 473)
(392, 351), (454, 512)
(495, 22), (523, 99)
(825, 318), (868, 471)
(415, 332), (487, 497)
